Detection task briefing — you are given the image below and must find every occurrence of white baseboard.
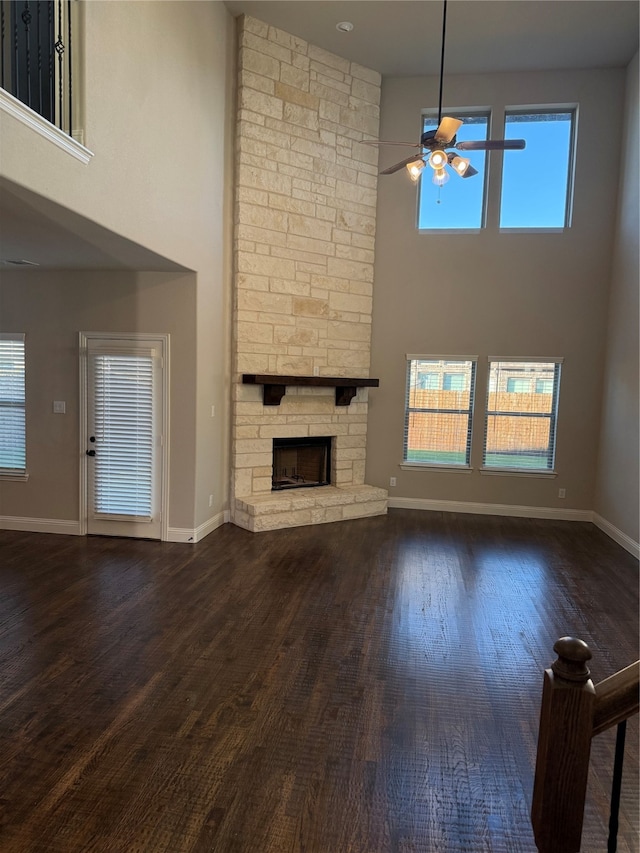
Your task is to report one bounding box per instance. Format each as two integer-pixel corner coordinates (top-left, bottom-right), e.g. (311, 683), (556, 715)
(0, 516), (82, 536)
(592, 513), (640, 559)
(2, 506), (635, 559)
(166, 510), (229, 543)
(387, 497), (592, 522)
(0, 512), (231, 543)
(387, 498), (640, 559)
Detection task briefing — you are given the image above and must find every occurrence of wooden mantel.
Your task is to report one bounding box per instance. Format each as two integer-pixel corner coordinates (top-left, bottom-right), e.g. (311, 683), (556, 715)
(242, 374), (380, 406)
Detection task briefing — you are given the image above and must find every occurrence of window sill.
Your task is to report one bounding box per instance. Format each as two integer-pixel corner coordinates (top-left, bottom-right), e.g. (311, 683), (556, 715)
(480, 467), (557, 478)
(401, 462), (473, 474)
(498, 227), (565, 234)
(0, 470), (29, 482)
(417, 228), (482, 235)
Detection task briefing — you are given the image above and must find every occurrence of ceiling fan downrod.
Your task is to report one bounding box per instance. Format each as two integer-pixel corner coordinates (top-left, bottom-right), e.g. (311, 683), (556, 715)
(437, 0), (448, 127)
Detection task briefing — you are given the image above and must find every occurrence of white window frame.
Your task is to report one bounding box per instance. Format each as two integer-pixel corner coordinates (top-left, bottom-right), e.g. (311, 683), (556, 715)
(402, 355), (478, 472)
(499, 106), (578, 232)
(481, 357), (563, 477)
(417, 108), (491, 233)
(0, 332), (27, 481)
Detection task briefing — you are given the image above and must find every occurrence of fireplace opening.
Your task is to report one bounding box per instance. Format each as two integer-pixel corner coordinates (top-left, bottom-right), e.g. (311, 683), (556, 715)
(272, 436), (331, 491)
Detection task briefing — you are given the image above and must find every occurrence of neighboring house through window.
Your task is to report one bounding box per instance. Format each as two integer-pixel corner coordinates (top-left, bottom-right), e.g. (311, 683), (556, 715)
(483, 359), (562, 472)
(404, 357), (477, 467)
(0, 333), (26, 476)
(506, 377), (531, 393)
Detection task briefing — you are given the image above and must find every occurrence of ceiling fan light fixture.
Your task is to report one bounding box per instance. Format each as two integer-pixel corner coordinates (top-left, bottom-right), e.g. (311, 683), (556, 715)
(428, 149), (448, 170)
(432, 168), (450, 187)
(406, 159), (426, 182)
(450, 154), (471, 176)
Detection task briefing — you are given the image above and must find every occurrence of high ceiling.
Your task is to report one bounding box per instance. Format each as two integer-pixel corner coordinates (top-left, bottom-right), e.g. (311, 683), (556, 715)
(223, 0), (639, 77)
(1, 1), (637, 272)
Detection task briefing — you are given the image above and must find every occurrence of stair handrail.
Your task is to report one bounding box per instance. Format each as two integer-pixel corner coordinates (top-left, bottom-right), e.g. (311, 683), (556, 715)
(531, 637), (639, 853)
(592, 660), (640, 737)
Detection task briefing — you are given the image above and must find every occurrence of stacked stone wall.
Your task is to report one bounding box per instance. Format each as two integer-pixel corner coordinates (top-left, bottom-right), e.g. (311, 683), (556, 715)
(231, 16), (387, 530)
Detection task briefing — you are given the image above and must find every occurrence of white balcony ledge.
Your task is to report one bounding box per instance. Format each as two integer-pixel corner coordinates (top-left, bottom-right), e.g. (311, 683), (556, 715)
(0, 89), (93, 165)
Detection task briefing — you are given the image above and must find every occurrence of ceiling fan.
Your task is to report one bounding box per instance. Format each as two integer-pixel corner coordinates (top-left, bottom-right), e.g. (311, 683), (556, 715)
(364, 0), (525, 186)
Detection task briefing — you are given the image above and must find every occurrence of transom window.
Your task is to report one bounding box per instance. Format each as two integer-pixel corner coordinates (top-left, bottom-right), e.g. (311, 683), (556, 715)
(418, 111), (490, 230)
(404, 357), (477, 467)
(500, 108), (576, 229)
(483, 360), (562, 472)
(0, 333), (26, 475)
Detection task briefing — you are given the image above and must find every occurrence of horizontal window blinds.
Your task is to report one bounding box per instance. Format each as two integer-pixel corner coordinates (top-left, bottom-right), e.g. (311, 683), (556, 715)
(0, 334), (26, 471)
(92, 352), (154, 518)
(484, 360), (561, 471)
(404, 359), (477, 466)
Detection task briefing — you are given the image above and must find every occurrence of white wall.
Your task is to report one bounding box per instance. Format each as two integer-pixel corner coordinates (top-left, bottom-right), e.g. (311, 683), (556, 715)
(594, 52), (639, 546)
(0, 1), (235, 534)
(367, 67), (627, 515)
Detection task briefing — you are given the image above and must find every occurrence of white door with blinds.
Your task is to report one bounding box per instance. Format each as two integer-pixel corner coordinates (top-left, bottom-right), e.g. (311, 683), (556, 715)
(81, 335), (167, 539)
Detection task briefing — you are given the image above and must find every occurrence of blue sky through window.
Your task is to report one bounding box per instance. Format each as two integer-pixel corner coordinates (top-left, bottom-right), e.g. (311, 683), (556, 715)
(418, 113), (489, 230)
(500, 111), (574, 228)
(416, 108), (575, 230)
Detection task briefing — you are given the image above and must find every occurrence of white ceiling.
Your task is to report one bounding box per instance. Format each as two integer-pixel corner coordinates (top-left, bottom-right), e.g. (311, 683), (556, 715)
(1, 1), (637, 272)
(223, 1), (639, 77)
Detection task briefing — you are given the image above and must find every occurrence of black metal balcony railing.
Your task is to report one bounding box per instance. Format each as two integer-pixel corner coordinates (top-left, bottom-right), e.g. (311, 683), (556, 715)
(0, 0), (74, 136)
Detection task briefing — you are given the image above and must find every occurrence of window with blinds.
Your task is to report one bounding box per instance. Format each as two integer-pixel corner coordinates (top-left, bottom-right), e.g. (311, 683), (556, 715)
(92, 352), (154, 518)
(0, 334), (26, 474)
(483, 359), (562, 471)
(404, 357), (477, 467)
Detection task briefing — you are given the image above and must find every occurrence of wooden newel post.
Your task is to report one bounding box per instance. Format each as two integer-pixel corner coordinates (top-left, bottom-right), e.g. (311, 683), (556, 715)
(531, 637), (596, 852)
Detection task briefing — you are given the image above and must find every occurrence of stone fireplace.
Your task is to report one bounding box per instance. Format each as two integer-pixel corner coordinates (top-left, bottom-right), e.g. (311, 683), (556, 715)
(230, 15), (388, 532)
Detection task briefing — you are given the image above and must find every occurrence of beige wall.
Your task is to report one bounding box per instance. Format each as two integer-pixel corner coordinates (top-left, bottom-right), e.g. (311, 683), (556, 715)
(0, 1), (235, 532)
(367, 68), (626, 513)
(0, 271), (197, 527)
(1, 1), (230, 272)
(594, 52), (639, 543)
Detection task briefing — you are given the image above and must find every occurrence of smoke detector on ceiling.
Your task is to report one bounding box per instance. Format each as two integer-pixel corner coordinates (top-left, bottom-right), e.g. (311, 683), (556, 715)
(336, 21), (354, 33)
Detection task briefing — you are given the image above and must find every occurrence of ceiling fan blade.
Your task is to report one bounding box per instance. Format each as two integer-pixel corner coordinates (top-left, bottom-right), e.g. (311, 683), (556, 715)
(435, 117), (463, 144)
(461, 164), (478, 179)
(456, 139), (526, 151)
(380, 154), (425, 175)
(361, 140), (422, 147)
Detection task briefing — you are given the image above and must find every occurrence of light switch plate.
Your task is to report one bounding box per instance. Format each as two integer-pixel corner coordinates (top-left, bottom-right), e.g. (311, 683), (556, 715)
(53, 401), (66, 414)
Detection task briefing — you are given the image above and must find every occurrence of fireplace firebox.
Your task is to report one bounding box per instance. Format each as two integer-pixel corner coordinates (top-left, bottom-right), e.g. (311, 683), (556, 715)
(272, 436), (331, 491)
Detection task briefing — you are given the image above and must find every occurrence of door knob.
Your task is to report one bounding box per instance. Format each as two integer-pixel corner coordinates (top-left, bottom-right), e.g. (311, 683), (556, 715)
(86, 449), (96, 457)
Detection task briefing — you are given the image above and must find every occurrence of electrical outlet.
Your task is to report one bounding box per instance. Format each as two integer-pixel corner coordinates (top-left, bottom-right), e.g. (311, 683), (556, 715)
(390, 477), (397, 487)
(210, 405), (215, 418)
(558, 488), (566, 498)
(313, 366), (319, 376)
(53, 401), (66, 414)
(209, 494), (214, 507)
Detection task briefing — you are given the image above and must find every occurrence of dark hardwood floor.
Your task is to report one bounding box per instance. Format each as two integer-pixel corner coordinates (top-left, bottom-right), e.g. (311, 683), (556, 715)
(0, 510), (637, 852)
